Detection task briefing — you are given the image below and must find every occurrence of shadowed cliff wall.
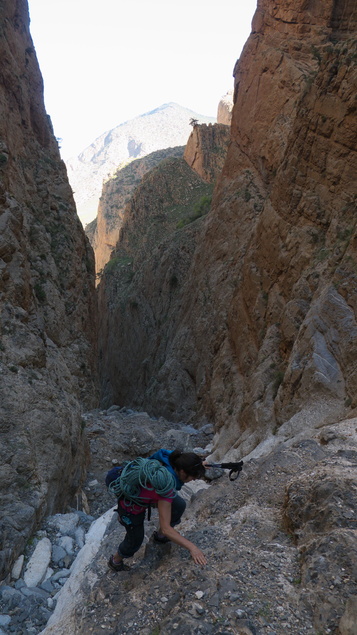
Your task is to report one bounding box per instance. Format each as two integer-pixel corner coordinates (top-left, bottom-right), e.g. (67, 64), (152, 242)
(0, 0), (98, 579)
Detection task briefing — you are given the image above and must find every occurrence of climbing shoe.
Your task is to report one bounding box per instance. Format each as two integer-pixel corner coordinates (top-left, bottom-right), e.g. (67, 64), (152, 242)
(108, 555), (130, 572)
(153, 531), (170, 544)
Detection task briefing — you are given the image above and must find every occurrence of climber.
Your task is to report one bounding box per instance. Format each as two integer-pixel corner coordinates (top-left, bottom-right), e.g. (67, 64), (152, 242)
(108, 449), (207, 571)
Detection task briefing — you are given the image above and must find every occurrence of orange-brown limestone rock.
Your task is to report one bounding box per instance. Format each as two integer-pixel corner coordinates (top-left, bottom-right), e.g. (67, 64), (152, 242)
(98, 0), (356, 459)
(92, 123), (229, 277)
(183, 123), (231, 183)
(187, 0), (357, 457)
(0, 0), (98, 579)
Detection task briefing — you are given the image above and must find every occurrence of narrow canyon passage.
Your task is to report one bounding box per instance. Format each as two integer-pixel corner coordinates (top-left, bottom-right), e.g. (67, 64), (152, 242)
(0, 0), (356, 632)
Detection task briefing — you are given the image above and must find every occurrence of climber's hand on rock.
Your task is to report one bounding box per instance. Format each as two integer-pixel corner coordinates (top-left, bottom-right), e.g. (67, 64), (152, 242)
(190, 545), (207, 566)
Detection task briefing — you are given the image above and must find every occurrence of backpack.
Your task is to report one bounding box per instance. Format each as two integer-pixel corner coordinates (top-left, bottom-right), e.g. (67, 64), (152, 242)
(105, 457), (176, 507)
(105, 465), (124, 488)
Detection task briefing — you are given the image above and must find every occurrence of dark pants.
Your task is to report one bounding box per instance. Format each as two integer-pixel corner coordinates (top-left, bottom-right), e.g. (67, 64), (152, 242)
(117, 494), (186, 558)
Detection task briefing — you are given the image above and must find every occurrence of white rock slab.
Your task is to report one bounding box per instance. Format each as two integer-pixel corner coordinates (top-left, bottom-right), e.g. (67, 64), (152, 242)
(39, 507), (115, 634)
(11, 554), (24, 580)
(24, 537), (52, 587)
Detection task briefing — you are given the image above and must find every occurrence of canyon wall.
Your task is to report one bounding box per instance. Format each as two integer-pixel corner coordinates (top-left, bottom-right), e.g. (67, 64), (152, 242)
(89, 147), (185, 275)
(98, 157), (215, 413)
(197, 0), (357, 458)
(183, 123), (231, 183)
(99, 0), (356, 459)
(0, 0), (98, 579)
(174, 0), (357, 459)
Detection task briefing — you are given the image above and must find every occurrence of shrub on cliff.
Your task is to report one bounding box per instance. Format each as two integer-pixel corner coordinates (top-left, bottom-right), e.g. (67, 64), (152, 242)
(176, 194), (212, 228)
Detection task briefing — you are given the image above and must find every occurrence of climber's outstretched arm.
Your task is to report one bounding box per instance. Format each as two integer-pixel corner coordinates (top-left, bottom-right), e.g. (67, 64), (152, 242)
(157, 500), (207, 565)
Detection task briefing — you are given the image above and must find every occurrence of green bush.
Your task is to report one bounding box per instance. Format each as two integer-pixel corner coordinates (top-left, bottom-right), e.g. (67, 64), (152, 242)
(104, 256), (132, 274)
(193, 194), (212, 216)
(176, 194), (212, 229)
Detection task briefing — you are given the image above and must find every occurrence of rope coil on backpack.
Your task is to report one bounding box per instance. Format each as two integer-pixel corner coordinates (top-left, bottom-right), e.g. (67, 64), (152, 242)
(108, 457), (176, 506)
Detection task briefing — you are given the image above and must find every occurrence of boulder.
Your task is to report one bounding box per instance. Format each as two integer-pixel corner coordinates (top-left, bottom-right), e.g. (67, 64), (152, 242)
(24, 538), (52, 588)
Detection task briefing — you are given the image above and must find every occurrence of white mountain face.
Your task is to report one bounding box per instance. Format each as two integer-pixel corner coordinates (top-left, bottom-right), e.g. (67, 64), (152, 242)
(66, 102), (215, 226)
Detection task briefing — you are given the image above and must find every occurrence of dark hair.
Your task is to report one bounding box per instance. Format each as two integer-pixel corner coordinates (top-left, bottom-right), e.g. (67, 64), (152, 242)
(169, 450), (205, 479)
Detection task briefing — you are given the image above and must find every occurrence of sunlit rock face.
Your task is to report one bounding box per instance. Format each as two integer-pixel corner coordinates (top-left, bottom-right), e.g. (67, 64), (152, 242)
(184, 123), (231, 183)
(0, 0), (98, 579)
(217, 90), (233, 125)
(98, 0), (356, 460)
(89, 147), (185, 275)
(92, 123), (229, 277)
(198, 0), (357, 457)
(97, 122), (230, 416)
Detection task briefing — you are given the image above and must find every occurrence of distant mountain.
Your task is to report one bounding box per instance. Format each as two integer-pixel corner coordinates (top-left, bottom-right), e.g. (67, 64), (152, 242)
(66, 103), (215, 226)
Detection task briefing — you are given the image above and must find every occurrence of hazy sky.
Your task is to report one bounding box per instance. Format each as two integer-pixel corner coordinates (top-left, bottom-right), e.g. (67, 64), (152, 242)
(28, 0), (257, 159)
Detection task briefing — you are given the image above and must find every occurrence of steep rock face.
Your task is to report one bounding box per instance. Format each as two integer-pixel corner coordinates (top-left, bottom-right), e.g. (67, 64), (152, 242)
(66, 103), (215, 226)
(89, 147), (184, 275)
(217, 89), (233, 125)
(0, 0), (98, 579)
(92, 123), (229, 276)
(199, 0), (357, 457)
(98, 158), (213, 415)
(98, 0), (356, 455)
(183, 123), (231, 183)
(187, 1), (355, 452)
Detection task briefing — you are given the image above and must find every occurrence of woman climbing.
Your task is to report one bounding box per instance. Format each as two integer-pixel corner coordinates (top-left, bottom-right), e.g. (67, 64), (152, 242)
(108, 449), (207, 571)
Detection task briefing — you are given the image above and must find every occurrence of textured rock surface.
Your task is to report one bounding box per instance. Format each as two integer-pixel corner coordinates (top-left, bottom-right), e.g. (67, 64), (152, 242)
(217, 90), (233, 125)
(0, 509), (96, 634)
(98, 157), (214, 416)
(184, 123), (231, 183)
(198, 0), (357, 458)
(66, 103), (215, 226)
(38, 415), (357, 634)
(283, 419), (357, 632)
(91, 123), (229, 275)
(339, 595), (357, 635)
(88, 146), (184, 275)
(98, 0), (357, 455)
(0, 0), (98, 580)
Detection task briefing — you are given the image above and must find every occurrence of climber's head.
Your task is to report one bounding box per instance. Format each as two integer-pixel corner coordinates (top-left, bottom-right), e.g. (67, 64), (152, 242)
(169, 449), (205, 482)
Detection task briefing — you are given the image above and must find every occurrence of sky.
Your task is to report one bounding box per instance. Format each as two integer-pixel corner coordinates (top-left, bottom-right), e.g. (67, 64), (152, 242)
(28, 0), (258, 160)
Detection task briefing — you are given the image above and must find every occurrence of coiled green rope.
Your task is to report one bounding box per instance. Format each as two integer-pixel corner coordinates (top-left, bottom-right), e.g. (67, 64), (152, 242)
(108, 457), (176, 506)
